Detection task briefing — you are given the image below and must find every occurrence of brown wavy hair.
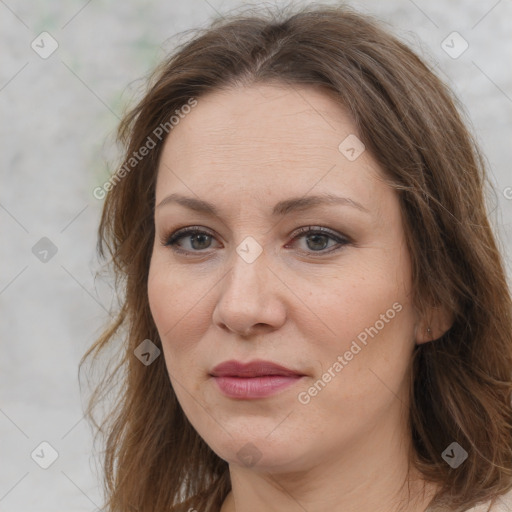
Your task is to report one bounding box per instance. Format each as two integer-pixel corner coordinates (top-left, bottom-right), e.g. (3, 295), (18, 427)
(82, 3), (512, 511)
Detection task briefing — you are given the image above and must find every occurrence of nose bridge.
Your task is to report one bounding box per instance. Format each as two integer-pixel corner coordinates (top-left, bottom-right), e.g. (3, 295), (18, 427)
(223, 242), (267, 305)
(213, 241), (286, 335)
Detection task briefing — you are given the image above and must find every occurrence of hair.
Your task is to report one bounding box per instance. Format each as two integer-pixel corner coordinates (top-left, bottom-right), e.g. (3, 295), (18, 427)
(82, 2), (512, 512)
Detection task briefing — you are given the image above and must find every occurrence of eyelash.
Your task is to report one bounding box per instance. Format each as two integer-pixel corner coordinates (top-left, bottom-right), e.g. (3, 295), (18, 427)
(161, 225), (351, 257)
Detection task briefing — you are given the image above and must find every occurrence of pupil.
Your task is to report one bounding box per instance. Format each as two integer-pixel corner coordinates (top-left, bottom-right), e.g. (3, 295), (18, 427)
(191, 234), (210, 250)
(307, 234), (328, 251)
(188, 233), (329, 251)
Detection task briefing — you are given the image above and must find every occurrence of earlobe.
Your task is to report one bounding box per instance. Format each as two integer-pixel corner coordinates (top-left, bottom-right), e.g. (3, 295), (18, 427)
(415, 306), (454, 345)
(415, 324), (434, 345)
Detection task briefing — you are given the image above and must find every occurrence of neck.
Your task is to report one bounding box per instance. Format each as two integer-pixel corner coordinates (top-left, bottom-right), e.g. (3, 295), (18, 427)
(220, 409), (438, 512)
(222, 463), (436, 512)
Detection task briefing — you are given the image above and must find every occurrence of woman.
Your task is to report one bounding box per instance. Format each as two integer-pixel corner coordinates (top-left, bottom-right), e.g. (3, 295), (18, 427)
(83, 3), (512, 511)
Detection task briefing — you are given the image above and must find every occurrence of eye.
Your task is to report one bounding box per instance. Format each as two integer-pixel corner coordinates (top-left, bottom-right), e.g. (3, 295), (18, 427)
(285, 226), (350, 255)
(162, 226), (220, 255)
(161, 225), (350, 256)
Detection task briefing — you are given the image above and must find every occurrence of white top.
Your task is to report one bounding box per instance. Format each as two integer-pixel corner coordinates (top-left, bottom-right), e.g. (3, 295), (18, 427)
(463, 489), (512, 511)
(426, 489), (512, 511)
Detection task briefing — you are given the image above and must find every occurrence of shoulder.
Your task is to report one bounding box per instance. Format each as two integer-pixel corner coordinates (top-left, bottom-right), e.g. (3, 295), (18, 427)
(465, 489), (512, 511)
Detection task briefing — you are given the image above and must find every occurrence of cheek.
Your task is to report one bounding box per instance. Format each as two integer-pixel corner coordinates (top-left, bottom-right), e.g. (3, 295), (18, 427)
(297, 245), (415, 400)
(147, 255), (213, 370)
(148, 257), (189, 366)
(148, 251), (201, 330)
(305, 256), (411, 347)
(147, 261), (179, 333)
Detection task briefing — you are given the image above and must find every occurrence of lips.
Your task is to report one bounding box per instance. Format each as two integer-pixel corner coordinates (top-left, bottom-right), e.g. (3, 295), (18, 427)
(210, 360), (305, 399)
(210, 359), (303, 378)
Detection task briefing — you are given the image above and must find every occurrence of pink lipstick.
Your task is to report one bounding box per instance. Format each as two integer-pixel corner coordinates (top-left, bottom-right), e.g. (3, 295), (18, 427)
(210, 359), (304, 399)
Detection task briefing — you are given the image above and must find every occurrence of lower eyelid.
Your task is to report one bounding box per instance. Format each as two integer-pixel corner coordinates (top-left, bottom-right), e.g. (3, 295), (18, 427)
(163, 230), (349, 256)
(288, 235), (348, 253)
(163, 231), (218, 249)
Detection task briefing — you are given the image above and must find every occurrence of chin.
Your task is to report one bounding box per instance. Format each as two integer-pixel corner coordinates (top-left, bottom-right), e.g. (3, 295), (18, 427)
(205, 430), (307, 472)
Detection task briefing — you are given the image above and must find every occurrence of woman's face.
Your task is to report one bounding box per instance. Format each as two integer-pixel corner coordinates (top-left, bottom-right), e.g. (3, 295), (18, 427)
(148, 83), (420, 472)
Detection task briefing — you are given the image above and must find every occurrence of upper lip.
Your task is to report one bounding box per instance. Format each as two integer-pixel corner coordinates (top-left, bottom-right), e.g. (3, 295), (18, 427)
(210, 359), (304, 378)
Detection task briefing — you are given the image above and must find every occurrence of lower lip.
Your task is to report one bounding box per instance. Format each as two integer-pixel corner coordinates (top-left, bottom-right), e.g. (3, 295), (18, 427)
(212, 375), (303, 399)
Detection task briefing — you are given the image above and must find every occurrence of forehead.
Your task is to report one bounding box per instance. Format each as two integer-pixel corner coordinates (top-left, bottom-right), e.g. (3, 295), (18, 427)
(161, 83), (354, 158)
(155, 83), (385, 212)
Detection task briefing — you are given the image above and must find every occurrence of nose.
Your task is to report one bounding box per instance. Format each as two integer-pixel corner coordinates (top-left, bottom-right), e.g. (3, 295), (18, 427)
(212, 248), (287, 337)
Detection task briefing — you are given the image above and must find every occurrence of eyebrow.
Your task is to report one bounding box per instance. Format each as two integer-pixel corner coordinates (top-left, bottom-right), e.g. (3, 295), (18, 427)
(155, 192), (370, 216)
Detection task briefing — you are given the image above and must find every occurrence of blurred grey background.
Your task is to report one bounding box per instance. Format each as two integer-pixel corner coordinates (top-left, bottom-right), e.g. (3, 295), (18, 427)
(1, 0), (511, 510)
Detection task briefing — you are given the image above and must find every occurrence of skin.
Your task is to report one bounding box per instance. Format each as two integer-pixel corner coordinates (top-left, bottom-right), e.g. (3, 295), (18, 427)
(147, 83), (445, 512)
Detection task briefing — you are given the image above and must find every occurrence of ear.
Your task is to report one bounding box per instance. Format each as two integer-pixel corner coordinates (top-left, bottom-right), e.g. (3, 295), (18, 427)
(415, 305), (454, 345)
